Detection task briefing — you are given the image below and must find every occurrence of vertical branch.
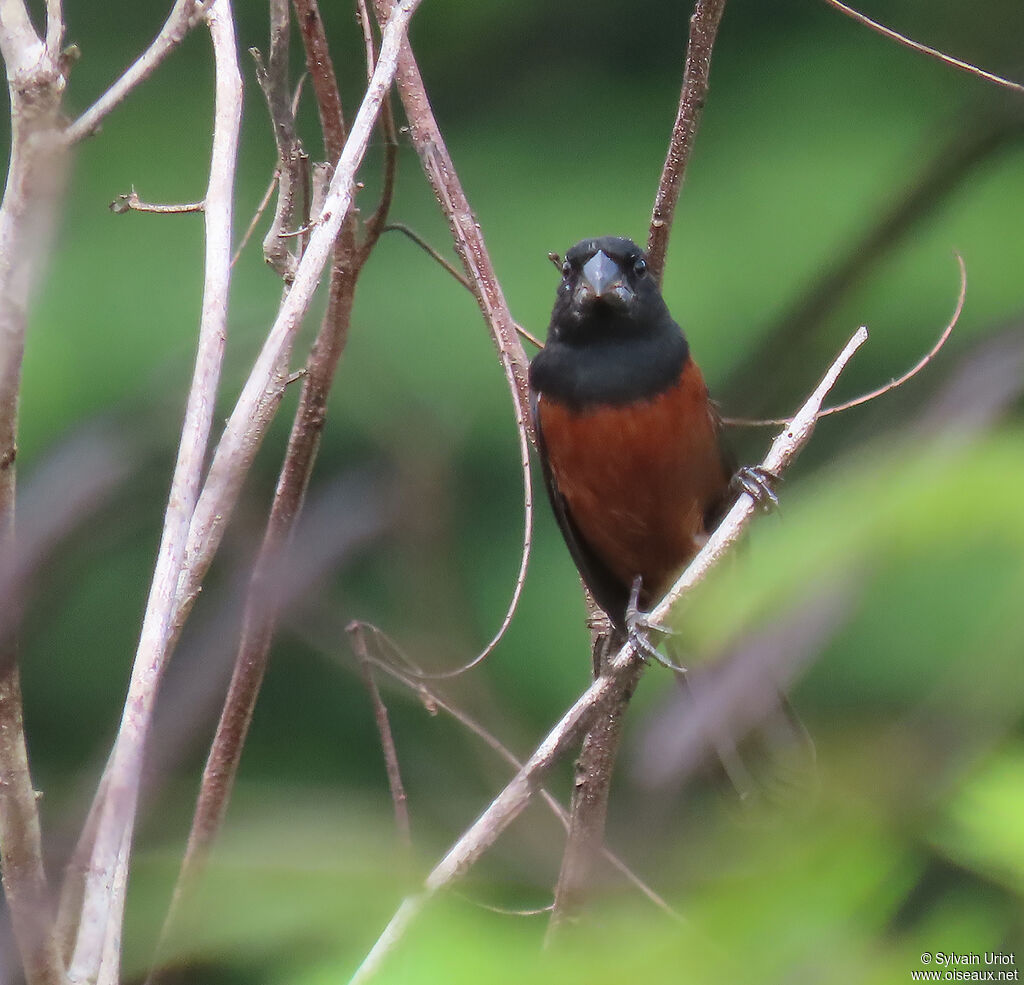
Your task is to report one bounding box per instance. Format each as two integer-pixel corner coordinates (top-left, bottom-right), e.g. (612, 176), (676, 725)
(63, 3), (243, 981)
(546, 626), (640, 940)
(546, 0), (730, 934)
(646, 0), (728, 284)
(0, 4), (69, 982)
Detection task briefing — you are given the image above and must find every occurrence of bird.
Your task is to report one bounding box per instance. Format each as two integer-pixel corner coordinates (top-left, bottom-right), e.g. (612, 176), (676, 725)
(529, 235), (772, 646)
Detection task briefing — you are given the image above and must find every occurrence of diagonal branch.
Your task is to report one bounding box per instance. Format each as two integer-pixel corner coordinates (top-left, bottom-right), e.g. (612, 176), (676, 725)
(646, 0), (728, 285)
(64, 0), (209, 144)
(347, 327), (868, 984)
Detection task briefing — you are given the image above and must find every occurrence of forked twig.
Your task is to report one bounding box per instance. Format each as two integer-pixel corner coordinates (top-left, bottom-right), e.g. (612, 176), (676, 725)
(64, 0), (211, 144)
(821, 0), (1024, 95)
(347, 328), (868, 984)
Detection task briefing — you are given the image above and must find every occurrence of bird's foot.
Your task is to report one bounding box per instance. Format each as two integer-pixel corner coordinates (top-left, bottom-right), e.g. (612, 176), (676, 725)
(624, 577), (685, 673)
(731, 465), (781, 511)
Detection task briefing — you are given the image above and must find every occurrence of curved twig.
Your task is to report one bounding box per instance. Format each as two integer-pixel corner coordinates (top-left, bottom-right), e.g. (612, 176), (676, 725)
(821, 0), (1024, 95)
(723, 253), (965, 427)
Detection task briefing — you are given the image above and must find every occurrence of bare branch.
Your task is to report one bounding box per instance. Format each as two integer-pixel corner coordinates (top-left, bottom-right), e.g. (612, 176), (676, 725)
(64, 3), (242, 979)
(109, 189), (205, 215)
(0, 0), (43, 78)
(148, 11), (420, 945)
(647, 0), (728, 284)
(347, 328), (868, 984)
(723, 254), (965, 427)
(821, 0), (1024, 95)
(63, 1), (208, 144)
(292, 0), (347, 155)
(0, 7), (68, 980)
(333, 624), (681, 922)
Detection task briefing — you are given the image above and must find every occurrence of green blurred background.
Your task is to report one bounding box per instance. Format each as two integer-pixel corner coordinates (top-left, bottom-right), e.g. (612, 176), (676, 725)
(6, 0), (1024, 980)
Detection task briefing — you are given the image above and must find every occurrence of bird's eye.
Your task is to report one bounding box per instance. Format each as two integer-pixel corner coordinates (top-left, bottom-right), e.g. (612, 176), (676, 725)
(561, 260), (572, 278)
(633, 257), (647, 277)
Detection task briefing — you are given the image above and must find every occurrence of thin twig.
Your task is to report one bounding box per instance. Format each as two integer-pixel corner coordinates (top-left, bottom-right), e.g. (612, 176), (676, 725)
(350, 625), (412, 848)
(63, 5), (242, 981)
(647, 0), (728, 284)
(347, 328), (868, 984)
(63, 0), (209, 144)
(381, 223), (545, 349)
(355, 0), (399, 262)
(821, 0), (1024, 95)
(367, 0), (536, 679)
(109, 189), (204, 215)
(231, 170), (279, 267)
(723, 253), (965, 427)
(336, 623), (681, 922)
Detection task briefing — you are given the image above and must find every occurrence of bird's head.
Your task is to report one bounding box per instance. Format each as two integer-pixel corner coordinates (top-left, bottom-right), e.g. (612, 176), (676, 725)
(548, 236), (669, 344)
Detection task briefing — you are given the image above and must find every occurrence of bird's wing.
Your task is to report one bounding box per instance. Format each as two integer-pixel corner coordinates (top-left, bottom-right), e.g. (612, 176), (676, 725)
(531, 390), (631, 629)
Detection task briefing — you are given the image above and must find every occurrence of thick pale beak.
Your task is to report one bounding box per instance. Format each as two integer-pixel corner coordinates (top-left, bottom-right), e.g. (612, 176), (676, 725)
(578, 250), (633, 308)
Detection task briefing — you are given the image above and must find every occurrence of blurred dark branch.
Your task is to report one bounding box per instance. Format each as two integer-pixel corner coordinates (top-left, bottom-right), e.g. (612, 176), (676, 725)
(0, 3), (70, 979)
(292, 0), (347, 153)
(724, 253), (967, 427)
(347, 330), (867, 983)
(349, 624), (412, 850)
(646, 0), (727, 285)
(63, 0), (209, 144)
(723, 110), (1024, 413)
(821, 0), (1024, 94)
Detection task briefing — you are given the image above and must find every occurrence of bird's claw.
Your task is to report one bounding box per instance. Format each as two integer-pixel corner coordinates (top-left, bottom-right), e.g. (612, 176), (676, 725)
(625, 577), (684, 672)
(731, 465), (780, 511)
